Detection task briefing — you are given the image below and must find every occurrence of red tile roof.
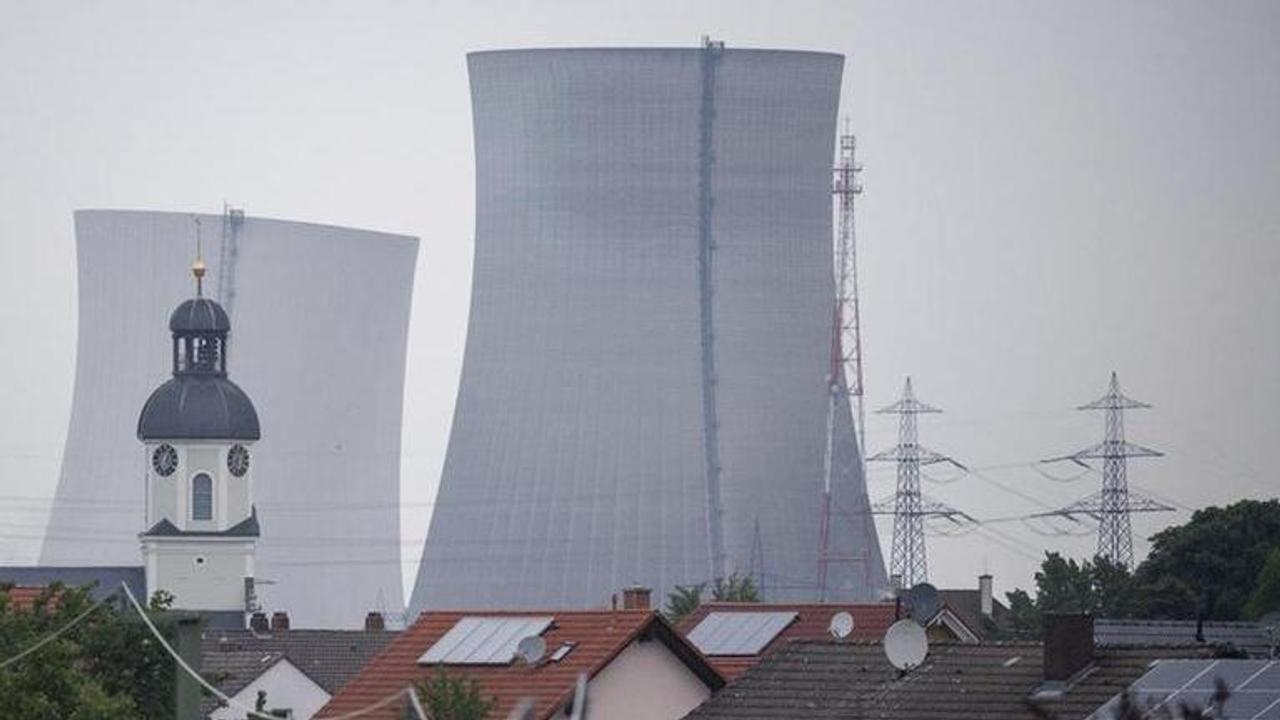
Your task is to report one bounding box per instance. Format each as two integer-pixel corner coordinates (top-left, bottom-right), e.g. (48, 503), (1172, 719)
(319, 609), (723, 720)
(3, 585), (56, 611)
(676, 602), (900, 679)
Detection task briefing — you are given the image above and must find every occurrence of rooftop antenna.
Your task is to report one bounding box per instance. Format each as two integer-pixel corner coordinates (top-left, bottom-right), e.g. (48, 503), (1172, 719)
(190, 215), (206, 297)
(514, 635), (546, 665)
(868, 378), (972, 587)
(1036, 372), (1171, 568)
(817, 118), (871, 600)
(902, 582), (941, 624)
(829, 611), (855, 639)
(883, 618), (928, 672)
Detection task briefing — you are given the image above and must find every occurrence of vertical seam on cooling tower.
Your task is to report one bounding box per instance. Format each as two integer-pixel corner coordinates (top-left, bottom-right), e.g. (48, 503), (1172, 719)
(698, 43), (726, 582)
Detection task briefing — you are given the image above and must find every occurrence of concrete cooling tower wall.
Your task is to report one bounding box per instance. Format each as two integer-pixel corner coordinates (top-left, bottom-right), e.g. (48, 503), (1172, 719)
(41, 210), (417, 628)
(410, 46), (886, 614)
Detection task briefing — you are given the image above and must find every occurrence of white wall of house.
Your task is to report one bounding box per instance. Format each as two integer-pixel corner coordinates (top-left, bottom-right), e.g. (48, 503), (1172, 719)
(577, 639), (712, 720)
(209, 658), (330, 720)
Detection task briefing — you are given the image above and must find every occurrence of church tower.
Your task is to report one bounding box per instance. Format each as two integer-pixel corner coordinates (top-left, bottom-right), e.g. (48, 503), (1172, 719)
(137, 254), (261, 621)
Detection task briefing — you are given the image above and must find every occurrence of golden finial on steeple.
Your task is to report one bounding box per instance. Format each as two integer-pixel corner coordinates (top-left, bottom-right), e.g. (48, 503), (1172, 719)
(191, 215), (206, 297)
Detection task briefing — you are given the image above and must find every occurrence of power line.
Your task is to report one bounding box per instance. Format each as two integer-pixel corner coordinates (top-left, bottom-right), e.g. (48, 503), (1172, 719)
(0, 588), (117, 670)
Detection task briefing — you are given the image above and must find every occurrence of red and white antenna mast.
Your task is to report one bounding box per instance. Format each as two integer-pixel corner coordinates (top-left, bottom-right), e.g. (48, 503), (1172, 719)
(817, 120), (868, 599)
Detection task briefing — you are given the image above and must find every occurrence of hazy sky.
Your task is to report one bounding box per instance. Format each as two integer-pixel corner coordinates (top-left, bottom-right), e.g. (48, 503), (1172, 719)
(2, 0), (1277, 602)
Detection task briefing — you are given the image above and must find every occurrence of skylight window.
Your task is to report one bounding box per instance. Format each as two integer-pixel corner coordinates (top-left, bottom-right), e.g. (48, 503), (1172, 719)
(417, 617), (554, 665)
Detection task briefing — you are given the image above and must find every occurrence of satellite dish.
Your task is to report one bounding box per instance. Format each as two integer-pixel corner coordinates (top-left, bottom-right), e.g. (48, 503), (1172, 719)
(515, 635), (547, 664)
(829, 611), (855, 639)
(884, 619), (928, 671)
(904, 583), (941, 624)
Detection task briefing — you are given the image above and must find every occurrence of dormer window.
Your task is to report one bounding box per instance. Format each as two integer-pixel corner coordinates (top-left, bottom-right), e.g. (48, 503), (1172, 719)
(192, 473), (213, 520)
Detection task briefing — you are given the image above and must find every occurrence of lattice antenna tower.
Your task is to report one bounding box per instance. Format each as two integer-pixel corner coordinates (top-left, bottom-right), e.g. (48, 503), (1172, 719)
(816, 120), (869, 600)
(1039, 372), (1170, 568)
(868, 378), (971, 588)
(216, 204), (246, 317)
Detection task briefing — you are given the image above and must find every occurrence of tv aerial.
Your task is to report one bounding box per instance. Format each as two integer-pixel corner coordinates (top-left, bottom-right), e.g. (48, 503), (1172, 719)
(515, 635), (547, 665)
(883, 618), (928, 671)
(902, 582), (941, 624)
(829, 611), (855, 639)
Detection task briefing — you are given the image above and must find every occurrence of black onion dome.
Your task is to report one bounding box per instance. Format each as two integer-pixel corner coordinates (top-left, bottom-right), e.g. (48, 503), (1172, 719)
(137, 376), (261, 440)
(169, 297), (230, 333)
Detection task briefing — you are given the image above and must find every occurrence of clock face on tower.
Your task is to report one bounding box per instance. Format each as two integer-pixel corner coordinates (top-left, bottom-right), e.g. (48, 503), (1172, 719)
(152, 444), (178, 477)
(227, 444), (250, 477)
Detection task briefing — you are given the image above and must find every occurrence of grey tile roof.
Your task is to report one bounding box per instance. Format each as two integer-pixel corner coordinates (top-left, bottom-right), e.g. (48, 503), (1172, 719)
(683, 640), (1218, 720)
(1095, 619), (1277, 659)
(200, 628), (397, 716)
(0, 565), (145, 602)
(939, 589), (1012, 640)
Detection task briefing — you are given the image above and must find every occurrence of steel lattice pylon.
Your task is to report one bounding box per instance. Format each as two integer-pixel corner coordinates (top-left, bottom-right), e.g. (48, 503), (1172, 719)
(1040, 372), (1171, 568)
(867, 378), (967, 588)
(816, 122), (868, 600)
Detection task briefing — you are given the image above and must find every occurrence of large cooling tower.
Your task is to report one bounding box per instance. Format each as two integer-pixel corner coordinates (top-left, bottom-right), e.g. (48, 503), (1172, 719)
(410, 46), (886, 614)
(41, 210), (417, 628)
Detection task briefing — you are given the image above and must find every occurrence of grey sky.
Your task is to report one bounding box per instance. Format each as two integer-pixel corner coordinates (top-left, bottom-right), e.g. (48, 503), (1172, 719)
(2, 0), (1277, 602)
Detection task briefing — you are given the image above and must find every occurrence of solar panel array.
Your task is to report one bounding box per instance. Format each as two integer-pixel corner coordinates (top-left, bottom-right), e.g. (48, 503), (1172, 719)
(687, 611), (798, 656)
(417, 617), (554, 665)
(1092, 659), (1280, 719)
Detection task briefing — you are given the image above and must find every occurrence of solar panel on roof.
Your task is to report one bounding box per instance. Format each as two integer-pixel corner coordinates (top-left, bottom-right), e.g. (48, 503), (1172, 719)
(1115, 660), (1280, 720)
(417, 617), (554, 665)
(687, 611), (798, 656)
(1189, 660), (1268, 690)
(1248, 662), (1280, 691)
(1132, 660), (1215, 691)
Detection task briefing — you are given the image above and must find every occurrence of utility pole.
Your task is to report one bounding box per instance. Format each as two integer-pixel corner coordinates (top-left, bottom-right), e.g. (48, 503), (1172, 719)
(817, 121), (868, 600)
(1039, 372), (1170, 568)
(868, 378), (969, 588)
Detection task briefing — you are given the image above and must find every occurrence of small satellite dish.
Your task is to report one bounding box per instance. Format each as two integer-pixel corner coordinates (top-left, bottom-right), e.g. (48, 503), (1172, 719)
(829, 611), (855, 639)
(515, 635), (547, 664)
(884, 619), (928, 671)
(904, 583), (941, 624)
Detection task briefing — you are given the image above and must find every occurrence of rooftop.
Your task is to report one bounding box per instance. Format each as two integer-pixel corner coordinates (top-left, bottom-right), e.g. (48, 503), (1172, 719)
(321, 609), (723, 719)
(683, 640), (1218, 720)
(200, 628), (398, 716)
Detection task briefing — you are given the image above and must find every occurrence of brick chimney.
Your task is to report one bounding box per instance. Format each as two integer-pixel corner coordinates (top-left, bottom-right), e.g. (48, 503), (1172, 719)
(249, 612), (269, 633)
(979, 574), (993, 620)
(622, 585), (651, 610)
(271, 611), (290, 632)
(365, 611), (386, 631)
(1043, 613), (1094, 681)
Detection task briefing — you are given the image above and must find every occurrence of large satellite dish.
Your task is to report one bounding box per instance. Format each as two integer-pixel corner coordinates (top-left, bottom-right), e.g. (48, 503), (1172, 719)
(515, 635), (547, 664)
(904, 583), (941, 624)
(829, 611), (855, 639)
(884, 619), (928, 671)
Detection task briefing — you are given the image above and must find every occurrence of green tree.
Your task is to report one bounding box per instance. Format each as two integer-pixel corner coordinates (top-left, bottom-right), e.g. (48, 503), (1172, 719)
(0, 582), (175, 719)
(663, 584), (705, 623)
(1134, 499), (1280, 620)
(409, 669), (496, 720)
(712, 572), (760, 602)
(1004, 552), (1139, 636)
(1243, 547), (1280, 620)
(663, 572), (761, 623)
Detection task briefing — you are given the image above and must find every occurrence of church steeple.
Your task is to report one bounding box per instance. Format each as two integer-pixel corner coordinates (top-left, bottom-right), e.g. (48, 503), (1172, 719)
(137, 241), (262, 622)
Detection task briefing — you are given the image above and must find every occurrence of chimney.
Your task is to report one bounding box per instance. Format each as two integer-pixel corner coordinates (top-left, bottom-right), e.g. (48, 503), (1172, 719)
(979, 574), (993, 620)
(249, 612), (269, 633)
(365, 611), (386, 631)
(270, 611), (290, 632)
(621, 585), (651, 610)
(1043, 613), (1094, 681)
